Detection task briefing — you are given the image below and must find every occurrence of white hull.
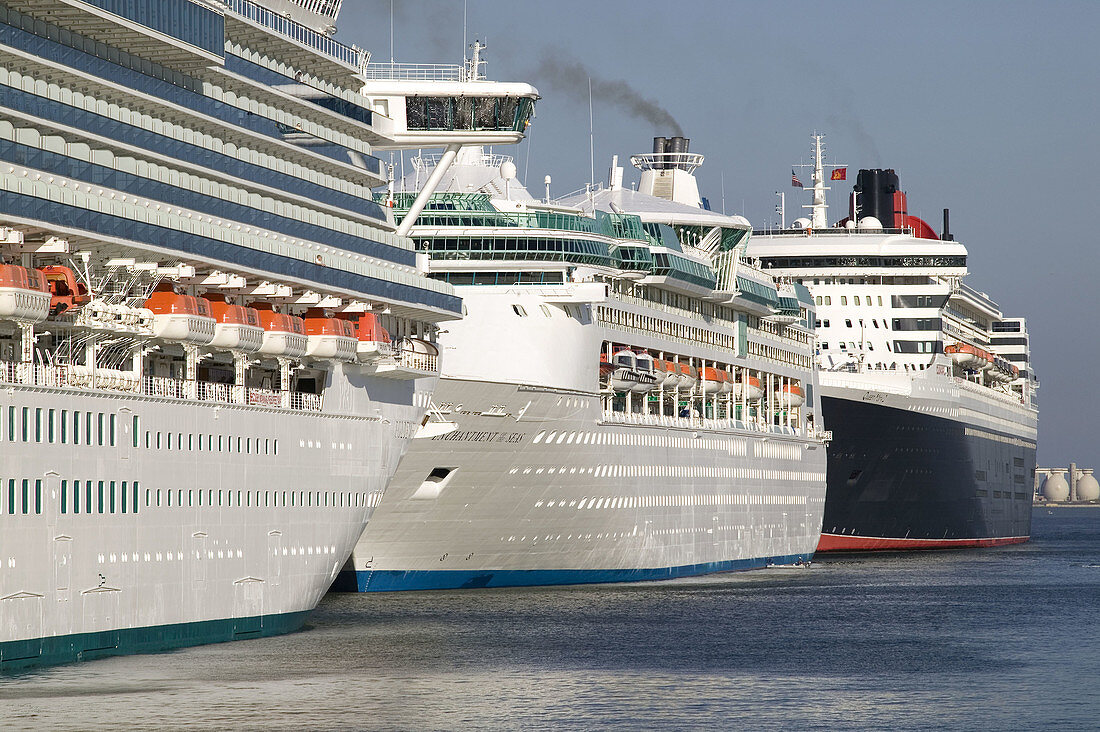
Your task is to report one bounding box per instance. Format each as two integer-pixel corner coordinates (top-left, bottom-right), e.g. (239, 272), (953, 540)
(346, 377), (827, 590)
(1, 366), (435, 668)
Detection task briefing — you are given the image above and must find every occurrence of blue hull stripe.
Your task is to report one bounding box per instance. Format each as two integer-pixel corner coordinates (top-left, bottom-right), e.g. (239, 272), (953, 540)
(0, 610), (311, 673)
(337, 553), (812, 592)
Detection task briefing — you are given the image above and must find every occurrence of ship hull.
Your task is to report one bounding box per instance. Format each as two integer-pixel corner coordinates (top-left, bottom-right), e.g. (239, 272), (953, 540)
(1, 367), (433, 671)
(340, 377), (827, 592)
(817, 386), (1036, 552)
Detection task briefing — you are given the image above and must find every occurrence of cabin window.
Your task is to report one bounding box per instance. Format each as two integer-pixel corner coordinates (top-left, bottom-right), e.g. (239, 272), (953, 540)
(512, 304), (528, 317)
(824, 296), (832, 305)
(845, 319), (852, 328)
(840, 296), (847, 306)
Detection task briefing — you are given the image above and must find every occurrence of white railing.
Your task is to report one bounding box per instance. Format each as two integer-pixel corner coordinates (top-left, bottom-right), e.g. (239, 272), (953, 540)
(601, 409), (816, 438)
(360, 62), (464, 81)
(395, 349), (439, 373)
(0, 361), (322, 412)
(954, 376), (1024, 406)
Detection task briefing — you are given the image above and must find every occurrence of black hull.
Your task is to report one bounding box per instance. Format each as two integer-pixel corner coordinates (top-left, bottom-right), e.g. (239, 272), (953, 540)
(819, 394), (1035, 551)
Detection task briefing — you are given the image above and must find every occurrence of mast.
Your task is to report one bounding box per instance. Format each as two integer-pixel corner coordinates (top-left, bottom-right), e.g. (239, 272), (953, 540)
(808, 133), (828, 229)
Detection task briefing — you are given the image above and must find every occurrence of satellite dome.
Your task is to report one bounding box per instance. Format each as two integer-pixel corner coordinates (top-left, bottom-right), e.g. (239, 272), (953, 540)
(1042, 472), (1069, 502)
(858, 216), (883, 231)
(1077, 472), (1100, 501)
(845, 219), (857, 229)
(499, 160), (517, 181)
(792, 217), (812, 229)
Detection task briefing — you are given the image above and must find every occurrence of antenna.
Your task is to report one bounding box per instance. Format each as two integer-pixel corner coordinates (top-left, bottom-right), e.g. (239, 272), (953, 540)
(389, 0), (394, 63)
(588, 77), (595, 186)
(462, 0), (467, 60)
(720, 172), (726, 215)
(775, 191), (785, 229)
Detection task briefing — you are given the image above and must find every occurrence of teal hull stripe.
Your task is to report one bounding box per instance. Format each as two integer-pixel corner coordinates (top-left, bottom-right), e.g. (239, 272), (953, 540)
(1, 610), (311, 673)
(335, 553), (812, 592)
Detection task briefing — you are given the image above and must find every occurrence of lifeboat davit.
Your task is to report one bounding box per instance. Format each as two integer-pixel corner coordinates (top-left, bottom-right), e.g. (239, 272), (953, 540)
(609, 350), (638, 392)
(252, 302), (306, 358)
(631, 353), (658, 392)
(144, 286), (216, 345)
(39, 265), (90, 316)
(205, 293), (263, 352)
(355, 312), (394, 361)
(776, 383), (805, 408)
(700, 366), (727, 395)
(734, 375), (764, 402)
(0, 264), (51, 324)
(303, 309), (357, 361)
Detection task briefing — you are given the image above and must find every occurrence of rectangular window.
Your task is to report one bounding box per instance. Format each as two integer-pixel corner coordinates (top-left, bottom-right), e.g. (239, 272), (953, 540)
(132, 481), (139, 513)
(110, 481), (116, 513)
(21, 407), (28, 442)
(109, 414), (116, 446)
(7, 479), (13, 515)
(48, 409), (55, 443)
(121, 481), (127, 514)
(61, 410), (68, 443)
(86, 481), (92, 514)
(61, 480), (67, 514)
(189, 434), (193, 451)
(22, 478), (29, 514)
(133, 416), (140, 448)
(35, 479), (43, 514)
(157, 431), (162, 449)
(97, 413), (104, 446)
(98, 481), (104, 514)
(35, 408), (42, 442)
(73, 479), (80, 514)
(74, 411), (81, 445)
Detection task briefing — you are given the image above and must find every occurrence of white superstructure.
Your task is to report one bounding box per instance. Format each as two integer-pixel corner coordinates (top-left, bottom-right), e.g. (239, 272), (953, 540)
(343, 137), (829, 591)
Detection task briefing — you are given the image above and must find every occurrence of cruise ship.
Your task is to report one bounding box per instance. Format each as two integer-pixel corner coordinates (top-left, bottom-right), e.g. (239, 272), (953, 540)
(747, 135), (1038, 551)
(340, 136), (830, 592)
(0, 1), (536, 670)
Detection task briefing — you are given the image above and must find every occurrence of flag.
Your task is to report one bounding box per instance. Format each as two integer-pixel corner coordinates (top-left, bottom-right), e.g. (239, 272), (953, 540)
(792, 170), (803, 188)
(831, 167), (847, 181)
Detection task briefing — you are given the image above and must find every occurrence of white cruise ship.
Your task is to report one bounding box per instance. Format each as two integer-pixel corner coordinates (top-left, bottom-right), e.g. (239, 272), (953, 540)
(340, 136), (829, 591)
(0, 1), (536, 670)
(747, 135), (1037, 551)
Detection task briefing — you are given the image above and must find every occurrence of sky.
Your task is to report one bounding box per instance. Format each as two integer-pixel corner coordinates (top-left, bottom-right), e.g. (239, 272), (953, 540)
(337, 0), (1099, 467)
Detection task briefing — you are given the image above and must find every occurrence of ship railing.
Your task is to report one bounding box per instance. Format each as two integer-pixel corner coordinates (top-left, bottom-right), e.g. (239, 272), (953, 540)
(360, 62), (464, 81)
(601, 409), (813, 437)
(394, 348), (438, 373)
(953, 376), (1024, 405)
(0, 360), (322, 411)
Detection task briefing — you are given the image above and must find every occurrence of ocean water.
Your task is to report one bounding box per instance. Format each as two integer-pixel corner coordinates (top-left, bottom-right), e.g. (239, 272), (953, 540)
(3, 508), (1098, 731)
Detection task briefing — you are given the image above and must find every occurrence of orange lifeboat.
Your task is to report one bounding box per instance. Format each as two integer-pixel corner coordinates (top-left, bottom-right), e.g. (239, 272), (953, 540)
(677, 362), (698, 390)
(776, 383), (805, 408)
(700, 366), (727, 395)
(144, 285), (216, 344)
(0, 264), (51, 323)
(205, 293), (263, 352)
(303, 309), (357, 361)
(252, 302), (306, 358)
(39, 265), (90, 316)
(734, 375), (764, 402)
(355, 312), (393, 360)
(656, 359), (680, 389)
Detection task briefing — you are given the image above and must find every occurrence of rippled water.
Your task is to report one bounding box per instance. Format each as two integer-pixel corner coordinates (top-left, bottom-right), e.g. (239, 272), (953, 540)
(3, 508), (1098, 730)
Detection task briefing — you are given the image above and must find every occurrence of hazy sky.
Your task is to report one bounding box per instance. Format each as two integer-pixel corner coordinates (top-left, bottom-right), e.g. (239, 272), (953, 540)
(338, 0), (1098, 467)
